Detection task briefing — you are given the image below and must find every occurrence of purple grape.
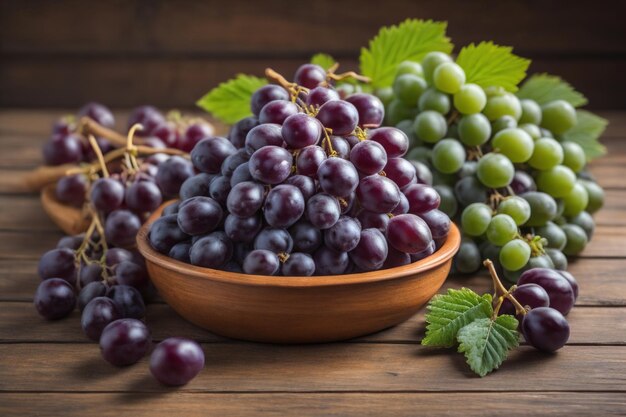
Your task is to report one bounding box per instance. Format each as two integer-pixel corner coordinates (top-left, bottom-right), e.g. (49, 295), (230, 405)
(105, 248), (134, 267)
(383, 247), (412, 269)
(313, 245), (349, 275)
(223, 261), (243, 273)
(106, 285), (145, 319)
(243, 249), (280, 275)
(384, 157), (417, 189)
(522, 307), (570, 352)
(149, 214), (189, 254)
(177, 196), (223, 235)
(226, 181), (265, 218)
(391, 192), (409, 215)
(100, 318), (151, 366)
(296, 145), (326, 177)
(306, 193), (341, 229)
(220, 149), (249, 177)
(150, 337), (205, 386)
(139, 136), (166, 149)
(38, 247), (76, 282)
(78, 102), (115, 127)
(411, 240), (436, 262)
(282, 113), (322, 149)
(306, 87), (339, 107)
(386, 214), (433, 254)
(189, 232), (233, 268)
(57, 234), (84, 250)
(162, 201), (180, 216)
(180, 173), (214, 200)
(518, 268), (576, 315)
(259, 100), (299, 124)
(244, 123), (284, 155)
(356, 175), (401, 213)
(557, 270), (579, 300)
(79, 263), (103, 287)
(349, 228), (388, 271)
(125, 181), (163, 214)
(56, 174), (88, 207)
(251, 85), (290, 116)
(357, 210), (389, 234)
(104, 210), (141, 248)
(224, 214), (262, 243)
(208, 175), (232, 205)
(43, 134), (84, 165)
(404, 183), (441, 214)
(254, 228), (293, 253)
(152, 122), (180, 148)
(263, 184), (305, 228)
(499, 283), (550, 318)
(316, 100), (359, 136)
(345, 93), (385, 128)
(418, 209), (451, 248)
(90, 178), (125, 213)
(324, 216), (361, 252)
(180, 123), (215, 152)
(285, 175), (316, 201)
(77, 281), (107, 311)
(294, 64), (327, 89)
(230, 162), (253, 187)
(281, 252), (316, 276)
(81, 296), (121, 341)
(156, 156), (194, 197)
(229, 116), (259, 149)
(113, 261), (149, 292)
(317, 157), (359, 197)
(191, 137), (237, 174)
(248, 145), (293, 184)
(326, 135), (351, 159)
(511, 170), (537, 195)
(368, 127), (409, 157)
(34, 278), (76, 320)
(127, 105), (165, 136)
(289, 220), (321, 253)
(349, 140), (387, 175)
(169, 241), (192, 263)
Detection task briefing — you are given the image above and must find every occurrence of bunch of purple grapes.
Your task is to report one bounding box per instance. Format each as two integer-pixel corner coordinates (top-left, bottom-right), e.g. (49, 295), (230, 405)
(498, 267), (578, 352)
(149, 63), (452, 276)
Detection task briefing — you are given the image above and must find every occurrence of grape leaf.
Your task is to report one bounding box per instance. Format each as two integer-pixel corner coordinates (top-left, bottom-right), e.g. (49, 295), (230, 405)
(196, 74), (268, 124)
(562, 110), (608, 160)
(360, 19), (453, 89)
(422, 288), (493, 348)
(517, 74), (588, 107)
(457, 315), (519, 377)
(456, 42), (530, 92)
(311, 53), (336, 71)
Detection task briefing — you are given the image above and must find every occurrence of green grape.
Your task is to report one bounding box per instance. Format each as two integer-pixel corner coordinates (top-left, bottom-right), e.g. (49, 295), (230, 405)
(455, 239), (482, 273)
(434, 185), (458, 217)
(491, 115), (518, 134)
(386, 99), (418, 126)
(562, 182), (589, 217)
(535, 221), (567, 250)
(374, 87), (394, 106)
(413, 110), (447, 143)
(540, 128), (554, 138)
(431, 139), (466, 174)
(406, 146), (432, 162)
(503, 253), (554, 283)
(483, 92), (522, 121)
(491, 128), (534, 163)
(486, 214), (518, 246)
(499, 239), (531, 271)
(519, 123), (542, 141)
(461, 203), (493, 236)
(453, 83), (486, 114)
(396, 61), (424, 78)
(454, 176), (487, 206)
(396, 120), (420, 148)
(393, 74), (428, 106)
(476, 153), (515, 189)
(417, 88), (451, 114)
(521, 191), (558, 226)
(458, 160), (477, 178)
(528, 138), (564, 170)
(569, 210), (595, 239)
(497, 196), (531, 225)
(561, 141), (586, 172)
(422, 51), (452, 84)
(540, 100), (577, 134)
(536, 165), (576, 198)
(545, 248), (568, 270)
(519, 99), (543, 125)
(561, 224), (588, 256)
(458, 113), (491, 146)
(580, 179), (604, 214)
(432, 170), (457, 187)
(555, 199), (565, 218)
(433, 62), (466, 94)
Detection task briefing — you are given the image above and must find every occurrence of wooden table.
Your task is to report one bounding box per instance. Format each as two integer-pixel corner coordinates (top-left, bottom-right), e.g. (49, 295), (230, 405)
(1, 110), (625, 416)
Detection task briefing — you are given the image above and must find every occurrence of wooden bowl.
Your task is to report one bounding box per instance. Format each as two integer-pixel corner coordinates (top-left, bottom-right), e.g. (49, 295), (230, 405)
(41, 184), (91, 235)
(137, 205), (461, 344)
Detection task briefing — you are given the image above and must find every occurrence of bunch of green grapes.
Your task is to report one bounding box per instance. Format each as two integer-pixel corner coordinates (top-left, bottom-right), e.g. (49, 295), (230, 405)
(374, 53), (604, 281)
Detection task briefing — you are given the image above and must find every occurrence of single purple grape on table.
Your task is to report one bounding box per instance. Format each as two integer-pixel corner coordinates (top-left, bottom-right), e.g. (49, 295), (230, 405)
(230, 162), (253, 187)
(229, 116), (259, 149)
(90, 178), (125, 213)
(285, 175), (316, 201)
(152, 121), (180, 148)
(404, 183), (441, 214)
(317, 157), (359, 197)
(384, 157), (417, 189)
(105, 210), (142, 248)
(356, 175), (401, 213)
(243, 249), (280, 275)
(294, 64), (327, 89)
(220, 149), (249, 177)
(226, 181), (265, 219)
(43, 134), (84, 165)
(168, 241), (192, 263)
(38, 247), (76, 282)
(156, 156), (194, 197)
(125, 181), (163, 214)
(357, 210), (389, 234)
(259, 100), (299, 124)
(180, 173), (214, 200)
(251, 85), (290, 116)
(386, 214), (433, 254)
(57, 234), (84, 250)
(248, 145), (293, 185)
(113, 261), (149, 291)
(79, 263), (103, 287)
(391, 193), (409, 215)
(521, 307), (570, 352)
(281, 252), (316, 276)
(349, 140), (387, 175)
(324, 216), (361, 252)
(282, 113), (322, 149)
(100, 318), (152, 366)
(557, 270), (579, 300)
(264, 184), (305, 228)
(127, 105), (165, 136)
(306, 87), (339, 107)
(418, 209), (451, 248)
(518, 268), (576, 316)
(191, 137), (237, 174)
(254, 227), (293, 253)
(345, 93), (385, 128)
(316, 100), (359, 136)
(383, 247), (412, 269)
(306, 193), (341, 229)
(105, 248), (134, 267)
(499, 283), (550, 318)
(106, 285), (146, 319)
(150, 337), (205, 386)
(78, 102), (115, 128)
(56, 174), (88, 207)
(296, 145), (326, 177)
(510, 170), (537, 195)
(81, 296), (121, 341)
(326, 135), (351, 159)
(149, 214), (189, 254)
(208, 175), (232, 205)
(189, 232), (233, 268)
(34, 278), (76, 320)
(78, 281), (107, 311)
(368, 127), (409, 158)
(349, 228), (388, 271)
(177, 196), (223, 235)
(313, 245), (349, 275)
(224, 214), (262, 243)
(244, 123), (284, 155)
(179, 123), (215, 153)
(289, 220), (322, 253)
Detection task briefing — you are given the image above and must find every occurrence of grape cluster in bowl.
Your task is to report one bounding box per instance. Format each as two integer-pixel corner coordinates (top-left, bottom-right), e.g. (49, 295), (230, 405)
(149, 64), (452, 276)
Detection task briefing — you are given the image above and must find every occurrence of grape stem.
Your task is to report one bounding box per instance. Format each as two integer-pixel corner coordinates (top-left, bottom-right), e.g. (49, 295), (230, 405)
(87, 135), (109, 177)
(483, 259), (527, 318)
(325, 62), (371, 84)
(79, 117), (133, 148)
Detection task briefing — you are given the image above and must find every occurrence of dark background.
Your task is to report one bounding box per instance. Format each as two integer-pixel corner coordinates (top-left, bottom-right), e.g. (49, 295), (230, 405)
(1, 0), (625, 109)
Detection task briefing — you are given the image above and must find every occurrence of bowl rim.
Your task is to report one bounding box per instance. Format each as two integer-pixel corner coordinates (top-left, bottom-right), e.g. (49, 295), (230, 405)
(137, 201), (461, 288)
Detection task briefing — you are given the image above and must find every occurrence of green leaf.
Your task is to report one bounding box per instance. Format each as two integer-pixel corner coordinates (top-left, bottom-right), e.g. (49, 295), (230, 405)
(311, 53), (336, 71)
(360, 19), (453, 89)
(196, 74), (268, 124)
(562, 110), (608, 160)
(422, 288), (493, 348)
(456, 42), (530, 92)
(457, 315), (519, 377)
(517, 74), (588, 107)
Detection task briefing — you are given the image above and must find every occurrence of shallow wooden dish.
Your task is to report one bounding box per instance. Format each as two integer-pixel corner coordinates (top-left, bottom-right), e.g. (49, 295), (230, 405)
(41, 184), (91, 235)
(137, 205), (461, 344)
